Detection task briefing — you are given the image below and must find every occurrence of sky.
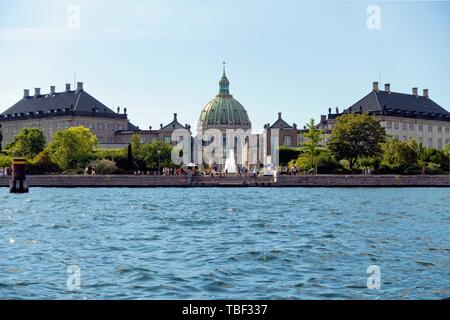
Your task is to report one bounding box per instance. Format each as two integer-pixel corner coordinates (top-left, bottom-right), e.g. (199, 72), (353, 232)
(0, 0), (449, 132)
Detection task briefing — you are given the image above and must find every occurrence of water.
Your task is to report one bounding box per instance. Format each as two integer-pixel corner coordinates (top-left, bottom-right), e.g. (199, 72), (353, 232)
(0, 187), (449, 299)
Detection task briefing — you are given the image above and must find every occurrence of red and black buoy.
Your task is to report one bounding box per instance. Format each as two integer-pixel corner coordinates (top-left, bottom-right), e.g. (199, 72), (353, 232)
(9, 158), (29, 193)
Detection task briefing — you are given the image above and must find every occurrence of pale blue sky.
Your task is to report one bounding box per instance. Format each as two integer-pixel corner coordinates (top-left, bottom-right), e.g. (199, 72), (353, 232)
(0, 0), (449, 132)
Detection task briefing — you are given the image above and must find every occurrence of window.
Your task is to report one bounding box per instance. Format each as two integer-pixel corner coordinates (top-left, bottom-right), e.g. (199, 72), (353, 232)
(402, 123), (407, 130)
(445, 127), (450, 134)
(99, 123), (104, 130)
(164, 136), (171, 144)
(409, 123), (414, 130)
(64, 121), (70, 128)
(418, 124), (423, 132)
(109, 137), (113, 143)
(437, 138), (442, 149)
(428, 125), (433, 133)
(438, 126), (442, 133)
(418, 137), (423, 145)
(428, 138), (433, 147)
(394, 122), (399, 129)
(284, 136), (292, 147)
(387, 121), (392, 129)
(99, 137), (104, 143)
(402, 136), (407, 141)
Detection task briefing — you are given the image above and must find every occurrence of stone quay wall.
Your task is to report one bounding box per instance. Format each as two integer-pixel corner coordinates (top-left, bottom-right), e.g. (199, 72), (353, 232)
(1, 174), (450, 188)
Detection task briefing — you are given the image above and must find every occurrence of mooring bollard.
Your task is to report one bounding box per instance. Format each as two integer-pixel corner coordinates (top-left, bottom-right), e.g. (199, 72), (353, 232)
(9, 158), (29, 193)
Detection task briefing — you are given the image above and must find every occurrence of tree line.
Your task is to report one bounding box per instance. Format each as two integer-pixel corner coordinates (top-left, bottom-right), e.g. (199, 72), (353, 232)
(284, 113), (450, 175)
(0, 126), (174, 175)
(1, 113), (449, 175)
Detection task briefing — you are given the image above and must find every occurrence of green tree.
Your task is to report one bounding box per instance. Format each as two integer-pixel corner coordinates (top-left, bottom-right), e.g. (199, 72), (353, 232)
(8, 128), (46, 158)
(328, 113), (386, 170)
(419, 146), (448, 173)
(140, 140), (174, 170)
(289, 148), (342, 174)
(302, 118), (324, 172)
(381, 138), (421, 173)
(27, 149), (60, 174)
(0, 154), (11, 167)
(89, 159), (118, 175)
(46, 126), (98, 170)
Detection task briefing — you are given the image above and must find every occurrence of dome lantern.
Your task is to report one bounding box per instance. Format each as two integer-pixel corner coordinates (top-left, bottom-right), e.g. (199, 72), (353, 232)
(219, 62), (230, 96)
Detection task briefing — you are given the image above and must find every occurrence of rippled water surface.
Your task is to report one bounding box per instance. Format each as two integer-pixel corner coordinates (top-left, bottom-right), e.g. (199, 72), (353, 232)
(0, 187), (449, 299)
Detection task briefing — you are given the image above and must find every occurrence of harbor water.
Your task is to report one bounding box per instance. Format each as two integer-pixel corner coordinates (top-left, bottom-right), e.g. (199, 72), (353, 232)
(0, 187), (449, 299)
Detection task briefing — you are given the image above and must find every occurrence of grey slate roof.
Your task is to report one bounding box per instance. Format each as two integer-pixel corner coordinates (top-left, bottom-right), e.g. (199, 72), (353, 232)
(270, 113), (294, 129)
(160, 113), (189, 131)
(2, 90), (116, 115)
(346, 90), (450, 117)
(127, 121), (140, 131)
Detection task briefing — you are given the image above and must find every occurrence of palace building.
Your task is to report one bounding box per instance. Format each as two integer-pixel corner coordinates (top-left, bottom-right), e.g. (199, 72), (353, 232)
(0, 83), (130, 146)
(0, 82), (191, 148)
(317, 82), (450, 149)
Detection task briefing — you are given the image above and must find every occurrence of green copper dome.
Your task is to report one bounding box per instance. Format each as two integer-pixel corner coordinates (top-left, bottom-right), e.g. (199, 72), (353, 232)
(199, 65), (251, 130)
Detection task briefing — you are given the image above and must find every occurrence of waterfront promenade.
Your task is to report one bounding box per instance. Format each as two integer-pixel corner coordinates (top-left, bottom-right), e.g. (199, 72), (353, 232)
(1, 174), (450, 188)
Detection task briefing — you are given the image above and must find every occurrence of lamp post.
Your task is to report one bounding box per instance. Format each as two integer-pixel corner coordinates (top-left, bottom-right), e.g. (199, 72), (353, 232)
(157, 149), (161, 175)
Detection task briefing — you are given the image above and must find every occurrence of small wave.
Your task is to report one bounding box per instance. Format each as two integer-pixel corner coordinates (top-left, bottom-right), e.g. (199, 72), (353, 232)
(416, 261), (435, 267)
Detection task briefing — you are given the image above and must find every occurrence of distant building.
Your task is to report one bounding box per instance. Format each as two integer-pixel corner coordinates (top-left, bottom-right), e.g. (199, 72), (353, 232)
(198, 65), (251, 133)
(0, 83), (130, 146)
(262, 112), (299, 168)
(0, 83), (192, 148)
(264, 111), (298, 149)
(318, 82), (450, 149)
(197, 65), (252, 170)
(114, 113), (191, 146)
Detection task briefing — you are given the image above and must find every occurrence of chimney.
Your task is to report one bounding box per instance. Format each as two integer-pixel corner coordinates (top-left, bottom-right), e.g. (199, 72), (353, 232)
(50, 86), (56, 94)
(412, 87), (418, 97)
(65, 83), (71, 92)
(278, 112), (282, 120)
(23, 89), (30, 99)
(173, 113), (178, 121)
(320, 115), (326, 123)
(76, 82), (83, 91)
(384, 83), (391, 93)
(34, 88), (41, 97)
(423, 89), (429, 98)
(373, 82), (379, 92)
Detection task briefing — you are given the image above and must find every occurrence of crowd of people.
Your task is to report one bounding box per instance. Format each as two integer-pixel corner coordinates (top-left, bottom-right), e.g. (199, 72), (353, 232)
(133, 167), (184, 176)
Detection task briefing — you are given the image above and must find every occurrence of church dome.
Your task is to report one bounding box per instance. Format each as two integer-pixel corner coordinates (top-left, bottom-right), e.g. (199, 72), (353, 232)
(199, 65), (251, 130)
